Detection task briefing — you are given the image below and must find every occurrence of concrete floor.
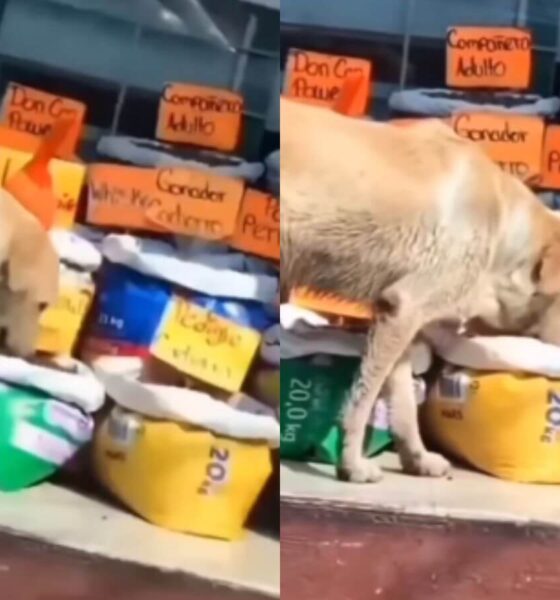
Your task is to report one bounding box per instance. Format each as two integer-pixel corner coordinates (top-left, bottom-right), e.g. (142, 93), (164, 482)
(0, 483), (279, 598)
(281, 453), (560, 525)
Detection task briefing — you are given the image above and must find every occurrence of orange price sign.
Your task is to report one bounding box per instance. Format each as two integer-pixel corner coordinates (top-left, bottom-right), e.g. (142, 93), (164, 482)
(290, 288), (374, 320)
(87, 164), (244, 240)
(446, 26), (532, 89)
(156, 83), (243, 152)
(0, 83), (86, 155)
(229, 189), (279, 261)
(541, 126), (560, 190)
(451, 112), (544, 183)
(284, 49), (371, 116)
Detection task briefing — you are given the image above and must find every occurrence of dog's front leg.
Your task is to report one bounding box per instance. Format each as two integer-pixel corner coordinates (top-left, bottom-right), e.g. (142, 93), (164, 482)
(338, 282), (422, 483)
(386, 351), (450, 477)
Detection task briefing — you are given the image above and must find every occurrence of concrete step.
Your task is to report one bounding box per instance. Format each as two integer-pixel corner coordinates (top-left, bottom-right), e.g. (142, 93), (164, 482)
(281, 453), (560, 600)
(0, 483), (279, 599)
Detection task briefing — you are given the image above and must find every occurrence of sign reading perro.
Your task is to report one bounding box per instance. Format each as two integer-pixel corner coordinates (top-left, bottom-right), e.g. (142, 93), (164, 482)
(541, 126), (560, 190)
(87, 164), (244, 239)
(451, 112), (544, 183)
(284, 49), (371, 116)
(446, 27), (532, 89)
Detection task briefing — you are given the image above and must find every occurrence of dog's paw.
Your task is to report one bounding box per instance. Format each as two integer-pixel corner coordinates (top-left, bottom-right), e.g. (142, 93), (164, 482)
(401, 451), (451, 478)
(337, 459), (383, 483)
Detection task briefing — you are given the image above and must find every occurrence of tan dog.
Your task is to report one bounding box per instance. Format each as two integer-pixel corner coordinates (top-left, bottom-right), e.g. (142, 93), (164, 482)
(0, 189), (59, 357)
(281, 98), (560, 482)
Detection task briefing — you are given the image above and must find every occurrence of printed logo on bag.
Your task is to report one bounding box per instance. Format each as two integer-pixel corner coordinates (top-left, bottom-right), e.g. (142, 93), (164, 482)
(197, 446), (231, 496)
(0, 83), (86, 155)
(284, 49), (372, 116)
(151, 296), (261, 392)
(451, 112), (544, 183)
(282, 377), (314, 444)
(438, 371), (477, 412)
(107, 410), (142, 449)
(541, 126), (560, 190)
(446, 27), (532, 89)
(541, 391), (560, 444)
(87, 164), (245, 240)
(156, 83), (243, 152)
(228, 189), (280, 260)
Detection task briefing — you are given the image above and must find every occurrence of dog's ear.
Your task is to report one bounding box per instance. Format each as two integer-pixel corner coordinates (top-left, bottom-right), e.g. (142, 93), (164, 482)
(8, 217), (58, 305)
(535, 239), (560, 295)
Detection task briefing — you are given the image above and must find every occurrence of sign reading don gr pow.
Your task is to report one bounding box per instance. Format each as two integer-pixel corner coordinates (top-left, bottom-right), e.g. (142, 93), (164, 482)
(284, 49), (371, 116)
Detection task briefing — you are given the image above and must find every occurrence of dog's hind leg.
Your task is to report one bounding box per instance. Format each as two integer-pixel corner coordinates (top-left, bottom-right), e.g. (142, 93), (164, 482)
(338, 279), (424, 483)
(386, 351), (450, 477)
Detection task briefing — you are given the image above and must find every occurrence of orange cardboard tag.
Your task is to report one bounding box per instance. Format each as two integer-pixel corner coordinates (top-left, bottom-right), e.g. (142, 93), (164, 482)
(451, 112), (544, 182)
(228, 189), (279, 261)
(0, 83), (86, 155)
(290, 288), (374, 320)
(446, 27), (532, 89)
(333, 73), (368, 116)
(541, 126), (560, 190)
(4, 118), (75, 229)
(284, 49), (371, 116)
(156, 83), (243, 152)
(88, 164), (244, 239)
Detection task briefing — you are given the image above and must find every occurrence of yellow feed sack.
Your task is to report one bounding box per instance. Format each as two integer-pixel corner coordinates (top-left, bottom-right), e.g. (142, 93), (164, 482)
(94, 407), (272, 540)
(424, 367), (560, 483)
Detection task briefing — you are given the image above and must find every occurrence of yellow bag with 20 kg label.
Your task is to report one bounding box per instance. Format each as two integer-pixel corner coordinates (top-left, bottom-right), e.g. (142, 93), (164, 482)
(92, 363), (279, 540)
(94, 408), (272, 540)
(424, 367), (560, 483)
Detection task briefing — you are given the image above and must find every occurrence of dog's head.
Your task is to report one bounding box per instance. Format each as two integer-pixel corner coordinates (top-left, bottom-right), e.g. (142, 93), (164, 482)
(472, 207), (560, 343)
(0, 191), (59, 357)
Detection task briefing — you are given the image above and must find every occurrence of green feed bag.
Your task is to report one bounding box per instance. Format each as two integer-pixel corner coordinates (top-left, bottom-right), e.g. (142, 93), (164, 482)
(0, 383), (94, 491)
(281, 355), (393, 463)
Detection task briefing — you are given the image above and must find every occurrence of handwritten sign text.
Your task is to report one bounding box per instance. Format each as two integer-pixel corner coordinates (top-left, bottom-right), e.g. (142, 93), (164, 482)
(229, 189), (279, 260)
(156, 83), (243, 152)
(541, 126), (560, 190)
(151, 297), (261, 392)
(451, 112), (544, 182)
(284, 50), (371, 116)
(0, 83), (86, 155)
(87, 164), (244, 239)
(446, 27), (532, 89)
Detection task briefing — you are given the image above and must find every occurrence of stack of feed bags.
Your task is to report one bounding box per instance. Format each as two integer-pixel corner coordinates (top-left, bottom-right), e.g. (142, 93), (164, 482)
(0, 78), (280, 539)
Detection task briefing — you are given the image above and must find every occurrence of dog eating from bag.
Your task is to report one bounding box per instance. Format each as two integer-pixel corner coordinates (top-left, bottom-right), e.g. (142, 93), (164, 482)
(281, 96), (560, 483)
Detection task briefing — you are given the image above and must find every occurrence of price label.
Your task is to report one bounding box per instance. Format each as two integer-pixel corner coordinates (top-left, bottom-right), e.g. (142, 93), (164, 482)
(156, 83), (243, 152)
(284, 49), (371, 116)
(451, 112), (544, 183)
(88, 164), (244, 239)
(541, 126), (560, 190)
(1, 82), (86, 155)
(151, 297), (261, 392)
(446, 27), (532, 89)
(229, 189), (279, 260)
